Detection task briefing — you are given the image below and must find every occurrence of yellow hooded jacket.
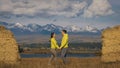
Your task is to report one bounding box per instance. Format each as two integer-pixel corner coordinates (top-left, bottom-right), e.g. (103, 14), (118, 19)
(51, 38), (59, 49)
(60, 34), (69, 48)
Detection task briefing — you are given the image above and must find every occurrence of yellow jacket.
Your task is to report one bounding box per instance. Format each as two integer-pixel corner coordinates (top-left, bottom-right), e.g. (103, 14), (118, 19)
(51, 38), (59, 49)
(60, 34), (69, 48)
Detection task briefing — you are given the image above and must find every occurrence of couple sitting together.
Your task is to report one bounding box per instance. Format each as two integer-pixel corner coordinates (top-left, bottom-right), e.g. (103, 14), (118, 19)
(48, 30), (69, 65)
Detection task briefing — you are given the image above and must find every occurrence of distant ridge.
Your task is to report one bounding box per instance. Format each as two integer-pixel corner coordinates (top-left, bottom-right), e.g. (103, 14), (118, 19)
(0, 21), (101, 35)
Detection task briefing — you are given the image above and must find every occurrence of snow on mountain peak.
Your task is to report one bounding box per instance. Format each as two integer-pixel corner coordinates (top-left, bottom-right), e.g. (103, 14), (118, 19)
(14, 23), (24, 28)
(27, 24), (42, 32)
(71, 25), (81, 31)
(46, 24), (56, 28)
(65, 25), (83, 32)
(0, 21), (101, 34)
(28, 24), (41, 29)
(85, 25), (98, 33)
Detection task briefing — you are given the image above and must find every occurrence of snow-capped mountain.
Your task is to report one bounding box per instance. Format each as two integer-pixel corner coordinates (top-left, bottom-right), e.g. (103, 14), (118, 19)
(14, 23), (24, 28)
(42, 24), (63, 31)
(0, 21), (101, 35)
(27, 24), (42, 32)
(65, 25), (83, 32)
(84, 25), (99, 33)
(65, 25), (100, 33)
(6, 23), (23, 29)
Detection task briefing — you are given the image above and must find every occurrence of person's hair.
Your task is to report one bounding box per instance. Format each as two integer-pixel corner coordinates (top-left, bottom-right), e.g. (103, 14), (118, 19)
(62, 30), (67, 34)
(51, 32), (55, 38)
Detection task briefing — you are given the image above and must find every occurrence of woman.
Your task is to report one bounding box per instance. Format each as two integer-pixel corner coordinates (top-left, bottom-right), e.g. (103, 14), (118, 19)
(48, 32), (59, 65)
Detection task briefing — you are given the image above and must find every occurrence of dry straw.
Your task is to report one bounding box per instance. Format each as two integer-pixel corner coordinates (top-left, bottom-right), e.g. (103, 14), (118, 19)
(0, 26), (20, 64)
(101, 25), (120, 62)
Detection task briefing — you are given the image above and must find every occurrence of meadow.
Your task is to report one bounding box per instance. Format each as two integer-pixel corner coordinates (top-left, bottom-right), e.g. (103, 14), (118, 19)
(0, 57), (120, 68)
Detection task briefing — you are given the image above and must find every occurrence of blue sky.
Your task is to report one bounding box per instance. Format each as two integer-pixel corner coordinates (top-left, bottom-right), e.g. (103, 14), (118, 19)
(0, 0), (120, 29)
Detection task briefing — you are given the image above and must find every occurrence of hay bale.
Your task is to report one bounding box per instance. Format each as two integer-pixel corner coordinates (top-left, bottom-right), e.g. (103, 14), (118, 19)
(0, 26), (20, 64)
(101, 25), (120, 62)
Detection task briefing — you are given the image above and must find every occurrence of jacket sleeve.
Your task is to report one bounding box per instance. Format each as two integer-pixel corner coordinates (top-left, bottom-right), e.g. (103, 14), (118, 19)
(60, 36), (68, 48)
(52, 39), (59, 48)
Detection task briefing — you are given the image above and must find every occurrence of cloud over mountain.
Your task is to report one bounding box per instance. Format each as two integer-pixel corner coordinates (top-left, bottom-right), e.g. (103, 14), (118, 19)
(0, 0), (114, 18)
(83, 0), (114, 18)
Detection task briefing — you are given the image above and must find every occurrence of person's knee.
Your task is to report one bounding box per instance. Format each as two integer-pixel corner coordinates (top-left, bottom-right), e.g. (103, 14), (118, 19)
(61, 55), (65, 58)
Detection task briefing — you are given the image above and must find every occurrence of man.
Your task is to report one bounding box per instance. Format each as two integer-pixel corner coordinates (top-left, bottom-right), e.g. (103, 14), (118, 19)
(59, 30), (69, 64)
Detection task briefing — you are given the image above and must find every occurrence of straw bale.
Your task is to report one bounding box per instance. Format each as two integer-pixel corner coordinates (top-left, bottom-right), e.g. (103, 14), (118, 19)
(0, 26), (20, 64)
(101, 25), (120, 62)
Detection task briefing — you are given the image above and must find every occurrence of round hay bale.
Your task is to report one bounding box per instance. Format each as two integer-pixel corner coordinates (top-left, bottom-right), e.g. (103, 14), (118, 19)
(0, 26), (20, 64)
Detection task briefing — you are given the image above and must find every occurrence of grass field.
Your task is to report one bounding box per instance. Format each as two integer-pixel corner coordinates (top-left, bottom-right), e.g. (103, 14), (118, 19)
(0, 57), (120, 68)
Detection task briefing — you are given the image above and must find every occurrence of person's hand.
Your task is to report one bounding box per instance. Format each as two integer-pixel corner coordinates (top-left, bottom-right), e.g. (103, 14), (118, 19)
(58, 47), (61, 49)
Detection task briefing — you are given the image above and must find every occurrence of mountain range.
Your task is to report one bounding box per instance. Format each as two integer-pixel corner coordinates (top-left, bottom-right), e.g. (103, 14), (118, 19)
(0, 21), (101, 36)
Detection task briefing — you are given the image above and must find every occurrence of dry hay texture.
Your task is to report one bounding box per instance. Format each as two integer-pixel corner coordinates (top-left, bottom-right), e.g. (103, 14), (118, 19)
(0, 26), (20, 64)
(101, 25), (120, 62)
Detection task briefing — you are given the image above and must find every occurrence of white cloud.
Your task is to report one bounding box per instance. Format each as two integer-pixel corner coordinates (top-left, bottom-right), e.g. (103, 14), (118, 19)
(0, 0), (114, 18)
(0, 0), (13, 12)
(47, 1), (87, 17)
(83, 0), (114, 18)
(0, 0), (87, 17)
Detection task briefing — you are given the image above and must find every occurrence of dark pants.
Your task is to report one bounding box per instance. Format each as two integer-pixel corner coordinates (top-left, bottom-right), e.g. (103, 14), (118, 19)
(61, 48), (68, 64)
(48, 49), (57, 64)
